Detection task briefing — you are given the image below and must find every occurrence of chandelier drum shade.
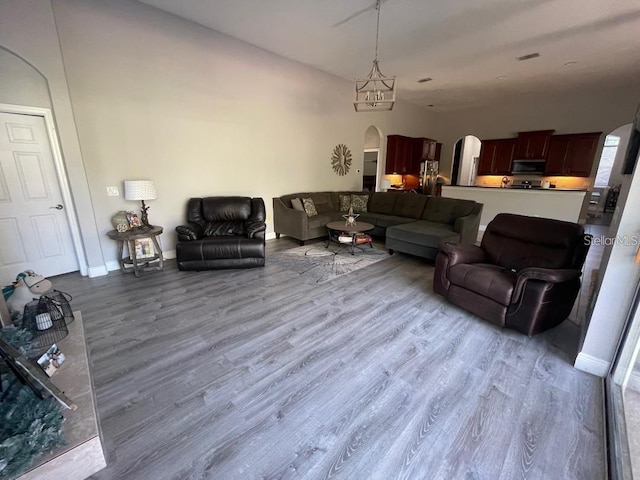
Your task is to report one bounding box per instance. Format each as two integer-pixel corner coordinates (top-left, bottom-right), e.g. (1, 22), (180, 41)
(124, 180), (157, 228)
(354, 0), (396, 112)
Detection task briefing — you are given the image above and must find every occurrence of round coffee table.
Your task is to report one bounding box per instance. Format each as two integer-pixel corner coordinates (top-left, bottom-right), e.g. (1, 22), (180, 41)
(326, 221), (374, 255)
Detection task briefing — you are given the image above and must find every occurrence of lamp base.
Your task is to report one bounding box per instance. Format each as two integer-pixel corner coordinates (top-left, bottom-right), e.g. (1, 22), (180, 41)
(140, 200), (152, 228)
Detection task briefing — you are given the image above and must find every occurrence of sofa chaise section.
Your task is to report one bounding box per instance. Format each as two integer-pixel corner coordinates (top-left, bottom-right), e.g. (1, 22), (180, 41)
(385, 197), (482, 260)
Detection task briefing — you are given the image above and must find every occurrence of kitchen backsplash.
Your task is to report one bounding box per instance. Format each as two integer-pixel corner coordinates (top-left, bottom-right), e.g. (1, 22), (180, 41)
(475, 175), (591, 189)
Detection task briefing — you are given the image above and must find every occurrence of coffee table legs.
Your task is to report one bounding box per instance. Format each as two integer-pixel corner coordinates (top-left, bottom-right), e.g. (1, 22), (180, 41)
(326, 229), (373, 255)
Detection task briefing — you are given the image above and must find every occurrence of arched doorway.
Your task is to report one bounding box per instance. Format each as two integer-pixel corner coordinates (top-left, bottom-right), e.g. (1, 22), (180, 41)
(363, 125), (382, 191)
(585, 124), (632, 226)
(0, 47), (87, 282)
(451, 135), (481, 186)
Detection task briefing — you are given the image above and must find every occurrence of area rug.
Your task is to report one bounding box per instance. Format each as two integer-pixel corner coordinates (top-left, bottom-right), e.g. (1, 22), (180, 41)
(270, 243), (391, 284)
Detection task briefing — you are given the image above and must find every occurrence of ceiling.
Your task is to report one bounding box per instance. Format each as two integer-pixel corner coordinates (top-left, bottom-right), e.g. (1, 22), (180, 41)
(137, 0), (640, 112)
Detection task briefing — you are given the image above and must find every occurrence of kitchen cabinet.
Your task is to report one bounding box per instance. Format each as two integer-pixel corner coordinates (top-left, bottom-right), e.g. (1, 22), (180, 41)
(544, 132), (602, 176)
(385, 135), (437, 175)
(515, 130), (555, 160)
(421, 138), (438, 161)
(385, 135), (409, 174)
(477, 138), (516, 175)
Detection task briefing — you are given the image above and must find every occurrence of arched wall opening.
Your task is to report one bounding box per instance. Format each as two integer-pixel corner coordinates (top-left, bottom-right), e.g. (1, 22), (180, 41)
(450, 135), (481, 186)
(363, 125), (383, 191)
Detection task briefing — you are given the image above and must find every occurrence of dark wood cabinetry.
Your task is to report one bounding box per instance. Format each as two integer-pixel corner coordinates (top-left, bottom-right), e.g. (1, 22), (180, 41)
(544, 133), (602, 176)
(477, 138), (516, 175)
(515, 130), (555, 160)
(385, 135), (438, 175)
(385, 135), (409, 174)
(434, 142), (442, 162)
(386, 135), (421, 174)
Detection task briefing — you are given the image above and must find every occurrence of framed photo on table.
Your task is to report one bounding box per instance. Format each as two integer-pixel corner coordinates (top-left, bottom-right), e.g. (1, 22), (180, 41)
(127, 211), (140, 228)
(134, 237), (155, 259)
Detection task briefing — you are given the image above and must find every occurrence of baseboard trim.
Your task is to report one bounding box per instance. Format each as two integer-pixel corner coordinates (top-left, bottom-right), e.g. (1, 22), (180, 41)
(105, 261), (120, 272)
(575, 352), (610, 377)
(627, 369), (640, 393)
(266, 232), (277, 240)
(87, 265), (108, 278)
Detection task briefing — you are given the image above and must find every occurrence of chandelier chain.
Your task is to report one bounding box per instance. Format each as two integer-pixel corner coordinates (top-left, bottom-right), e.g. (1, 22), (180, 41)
(353, 0), (396, 111)
(374, 0), (381, 61)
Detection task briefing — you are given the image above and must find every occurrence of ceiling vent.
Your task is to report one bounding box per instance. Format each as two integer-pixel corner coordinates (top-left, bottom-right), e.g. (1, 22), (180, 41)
(417, 77), (433, 83)
(516, 53), (540, 61)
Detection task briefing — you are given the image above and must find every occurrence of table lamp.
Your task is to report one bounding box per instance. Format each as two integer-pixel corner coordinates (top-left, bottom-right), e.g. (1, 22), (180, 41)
(124, 180), (157, 228)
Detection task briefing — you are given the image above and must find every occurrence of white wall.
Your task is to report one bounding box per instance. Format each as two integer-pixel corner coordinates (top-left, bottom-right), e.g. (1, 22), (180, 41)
(0, 47), (52, 109)
(0, 0), (106, 276)
(50, 0), (436, 267)
(364, 126), (381, 149)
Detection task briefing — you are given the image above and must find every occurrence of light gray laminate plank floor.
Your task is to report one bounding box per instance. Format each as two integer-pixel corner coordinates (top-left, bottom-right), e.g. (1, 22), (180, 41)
(50, 238), (605, 480)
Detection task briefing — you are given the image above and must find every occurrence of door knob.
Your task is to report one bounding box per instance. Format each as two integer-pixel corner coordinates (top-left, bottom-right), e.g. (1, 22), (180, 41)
(50, 204), (63, 210)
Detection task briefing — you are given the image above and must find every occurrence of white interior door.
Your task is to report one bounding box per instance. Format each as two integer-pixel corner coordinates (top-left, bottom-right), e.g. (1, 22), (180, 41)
(0, 111), (78, 284)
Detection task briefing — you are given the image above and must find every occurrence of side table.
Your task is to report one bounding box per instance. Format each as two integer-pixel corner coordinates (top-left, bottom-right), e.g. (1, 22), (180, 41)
(106, 226), (164, 277)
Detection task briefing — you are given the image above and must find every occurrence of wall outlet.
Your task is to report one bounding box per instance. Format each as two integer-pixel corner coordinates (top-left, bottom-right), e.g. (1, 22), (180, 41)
(106, 186), (119, 196)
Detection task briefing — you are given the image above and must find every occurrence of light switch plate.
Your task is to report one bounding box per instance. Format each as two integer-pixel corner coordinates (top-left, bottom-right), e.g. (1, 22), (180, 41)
(106, 186), (119, 196)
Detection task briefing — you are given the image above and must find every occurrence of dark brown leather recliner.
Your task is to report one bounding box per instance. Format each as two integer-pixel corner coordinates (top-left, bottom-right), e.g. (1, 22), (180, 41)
(433, 213), (591, 336)
(175, 197), (266, 271)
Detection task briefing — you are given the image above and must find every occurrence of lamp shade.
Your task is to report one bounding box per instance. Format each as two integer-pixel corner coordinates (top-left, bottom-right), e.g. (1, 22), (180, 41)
(124, 180), (157, 201)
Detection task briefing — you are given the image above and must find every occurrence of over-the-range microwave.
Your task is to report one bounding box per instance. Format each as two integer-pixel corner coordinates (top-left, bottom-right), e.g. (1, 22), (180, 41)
(511, 159), (545, 174)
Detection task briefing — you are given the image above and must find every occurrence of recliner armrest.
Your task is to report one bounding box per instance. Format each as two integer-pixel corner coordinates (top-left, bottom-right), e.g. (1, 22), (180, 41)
(512, 267), (582, 301)
(246, 220), (266, 238)
(176, 222), (203, 241)
(440, 242), (486, 267)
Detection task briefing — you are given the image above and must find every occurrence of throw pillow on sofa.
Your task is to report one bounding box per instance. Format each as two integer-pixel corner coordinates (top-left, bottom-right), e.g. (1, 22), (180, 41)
(339, 194), (352, 212)
(302, 198), (318, 216)
(291, 197), (305, 212)
(351, 194), (369, 213)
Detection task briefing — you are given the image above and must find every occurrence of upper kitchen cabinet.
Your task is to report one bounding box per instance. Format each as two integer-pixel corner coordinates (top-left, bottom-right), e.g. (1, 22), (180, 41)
(514, 130), (555, 160)
(545, 133), (602, 176)
(385, 135), (437, 175)
(420, 138), (438, 161)
(477, 138), (516, 175)
(386, 135), (407, 174)
(434, 142), (442, 162)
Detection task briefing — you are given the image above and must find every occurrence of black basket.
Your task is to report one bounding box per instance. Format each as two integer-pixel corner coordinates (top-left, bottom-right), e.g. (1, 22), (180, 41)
(21, 295), (69, 354)
(43, 290), (74, 325)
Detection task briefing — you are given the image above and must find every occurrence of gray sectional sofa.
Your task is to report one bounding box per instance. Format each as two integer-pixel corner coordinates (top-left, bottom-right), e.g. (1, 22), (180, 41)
(273, 191), (483, 260)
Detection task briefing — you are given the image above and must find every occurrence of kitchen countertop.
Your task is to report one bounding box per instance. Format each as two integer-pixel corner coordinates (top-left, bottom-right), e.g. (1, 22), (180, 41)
(445, 185), (588, 192)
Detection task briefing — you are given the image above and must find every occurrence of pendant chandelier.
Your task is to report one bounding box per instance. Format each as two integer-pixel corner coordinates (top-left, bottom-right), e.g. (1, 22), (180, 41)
(354, 0), (396, 112)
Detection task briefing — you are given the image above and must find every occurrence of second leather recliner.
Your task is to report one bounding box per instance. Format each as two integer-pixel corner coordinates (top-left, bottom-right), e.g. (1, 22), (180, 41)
(175, 196), (266, 271)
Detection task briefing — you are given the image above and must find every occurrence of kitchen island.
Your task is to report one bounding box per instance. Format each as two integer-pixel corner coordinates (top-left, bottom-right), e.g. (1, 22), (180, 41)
(442, 186), (587, 239)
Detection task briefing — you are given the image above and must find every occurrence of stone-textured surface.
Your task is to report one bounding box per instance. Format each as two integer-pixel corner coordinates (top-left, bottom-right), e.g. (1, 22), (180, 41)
(16, 312), (106, 480)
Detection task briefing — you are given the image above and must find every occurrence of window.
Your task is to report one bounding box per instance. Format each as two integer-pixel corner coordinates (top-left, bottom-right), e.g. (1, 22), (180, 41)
(594, 135), (620, 188)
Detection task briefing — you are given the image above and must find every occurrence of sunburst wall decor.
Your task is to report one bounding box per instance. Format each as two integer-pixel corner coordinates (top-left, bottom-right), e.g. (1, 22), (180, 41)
(331, 144), (352, 176)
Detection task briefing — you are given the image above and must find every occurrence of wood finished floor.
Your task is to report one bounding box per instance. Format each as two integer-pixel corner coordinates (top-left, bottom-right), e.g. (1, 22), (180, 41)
(50, 238), (605, 480)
